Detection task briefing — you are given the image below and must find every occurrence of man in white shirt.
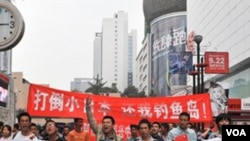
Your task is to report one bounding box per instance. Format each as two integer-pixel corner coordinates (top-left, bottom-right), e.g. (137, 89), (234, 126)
(12, 112), (38, 141)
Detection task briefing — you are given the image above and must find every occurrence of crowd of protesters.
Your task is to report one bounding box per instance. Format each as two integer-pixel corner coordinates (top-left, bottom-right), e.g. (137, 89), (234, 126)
(0, 96), (235, 141)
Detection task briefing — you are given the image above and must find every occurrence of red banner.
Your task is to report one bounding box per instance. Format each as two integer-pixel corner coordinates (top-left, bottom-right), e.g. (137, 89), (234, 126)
(205, 52), (229, 74)
(28, 84), (212, 123)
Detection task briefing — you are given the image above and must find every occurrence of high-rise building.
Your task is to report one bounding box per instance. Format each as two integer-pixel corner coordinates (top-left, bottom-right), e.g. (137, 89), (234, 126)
(135, 34), (151, 96)
(93, 33), (102, 78)
(128, 30), (137, 87)
(70, 78), (94, 92)
(93, 11), (137, 92)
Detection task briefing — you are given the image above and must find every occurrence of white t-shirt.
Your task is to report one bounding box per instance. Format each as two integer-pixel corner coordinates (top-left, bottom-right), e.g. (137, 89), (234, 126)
(0, 136), (12, 141)
(12, 131), (38, 141)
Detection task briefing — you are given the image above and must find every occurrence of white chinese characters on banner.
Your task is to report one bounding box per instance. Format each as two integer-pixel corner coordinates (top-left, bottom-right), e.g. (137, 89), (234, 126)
(137, 104), (153, 118)
(33, 91), (202, 119)
(170, 102), (183, 119)
(98, 102), (111, 116)
(121, 105), (136, 116)
(187, 100), (199, 119)
(154, 104), (168, 119)
(34, 90), (48, 111)
(49, 92), (64, 111)
(65, 96), (80, 112)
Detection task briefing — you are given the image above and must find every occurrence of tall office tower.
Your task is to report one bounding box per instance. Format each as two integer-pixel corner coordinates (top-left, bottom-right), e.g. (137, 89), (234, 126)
(136, 34), (151, 96)
(93, 11), (137, 92)
(128, 30), (137, 87)
(93, 32), (102, 78)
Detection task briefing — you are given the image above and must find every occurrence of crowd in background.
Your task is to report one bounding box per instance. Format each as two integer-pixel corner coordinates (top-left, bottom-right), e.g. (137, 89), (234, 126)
(0, 96), (236, 141)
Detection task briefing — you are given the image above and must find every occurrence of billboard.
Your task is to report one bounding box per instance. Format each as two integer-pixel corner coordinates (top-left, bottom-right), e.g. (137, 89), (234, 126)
(169, 52), (193, 74)
(205, 52), (229, 74)
(0, 72), (9, 107)
(150, 12), (187, 96)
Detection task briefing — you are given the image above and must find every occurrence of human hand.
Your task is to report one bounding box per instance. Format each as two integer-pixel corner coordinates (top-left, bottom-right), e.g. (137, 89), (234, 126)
(86, 96), (92, 106)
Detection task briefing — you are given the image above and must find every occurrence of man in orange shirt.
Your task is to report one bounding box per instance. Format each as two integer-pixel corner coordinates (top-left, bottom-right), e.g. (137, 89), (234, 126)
(68, 118), (90, 141)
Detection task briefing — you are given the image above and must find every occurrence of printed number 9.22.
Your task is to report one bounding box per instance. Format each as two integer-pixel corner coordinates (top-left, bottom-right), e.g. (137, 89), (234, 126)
(209, 57), (224, 64)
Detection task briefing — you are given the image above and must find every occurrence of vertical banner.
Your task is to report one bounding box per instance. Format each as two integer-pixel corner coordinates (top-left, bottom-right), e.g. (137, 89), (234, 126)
(150, 12), (187, 96)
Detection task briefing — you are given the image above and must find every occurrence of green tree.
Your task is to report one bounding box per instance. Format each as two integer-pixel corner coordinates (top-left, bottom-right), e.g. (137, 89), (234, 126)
(85, 75), (107, 95)
(122, 85), (144, 97)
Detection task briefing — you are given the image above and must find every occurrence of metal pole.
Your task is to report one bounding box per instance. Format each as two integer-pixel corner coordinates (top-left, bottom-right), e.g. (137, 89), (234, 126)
(197, 44), (200, 93)
(192, 65), (196, 94)
(201, 57), (205, 93)
(194, 35), (203, 93)
(194, 35), (202, 131)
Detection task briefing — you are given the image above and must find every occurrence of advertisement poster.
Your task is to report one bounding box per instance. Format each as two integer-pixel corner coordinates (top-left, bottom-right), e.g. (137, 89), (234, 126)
(205, 52), (229, 74)
(205, 82), (229, 117)
(0, 72), (9, 107)
(150, 12), (187, 96)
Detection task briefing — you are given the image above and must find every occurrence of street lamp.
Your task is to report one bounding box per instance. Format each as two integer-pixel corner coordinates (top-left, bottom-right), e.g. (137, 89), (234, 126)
(194, 35), (203, 93)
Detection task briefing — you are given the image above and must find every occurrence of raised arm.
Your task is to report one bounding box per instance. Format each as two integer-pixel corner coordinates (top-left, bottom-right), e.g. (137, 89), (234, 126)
(85, 96), (99, 134)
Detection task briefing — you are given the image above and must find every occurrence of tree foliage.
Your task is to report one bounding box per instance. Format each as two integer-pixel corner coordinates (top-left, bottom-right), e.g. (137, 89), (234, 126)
(122, 85), (146, 97)
(85, 75), (119, 95)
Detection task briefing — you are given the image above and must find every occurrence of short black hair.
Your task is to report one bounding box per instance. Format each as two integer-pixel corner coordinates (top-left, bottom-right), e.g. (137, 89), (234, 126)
(17, 112), (32, 123)
(152, 121), (161, 127)
(102, 115), (115, 124)
(160, 122), (169, 130)
(74, 118), (83, 123)
(215, 113), (231, 125)
(29, 123), (37, 129)
(13, 123), (19, 130)
(179, 112), (190, 120)
(138, 119), (151, 129)
(130, 124), (139, 129)
(44, 119), (57, 128)
(0, 121), (3, 127)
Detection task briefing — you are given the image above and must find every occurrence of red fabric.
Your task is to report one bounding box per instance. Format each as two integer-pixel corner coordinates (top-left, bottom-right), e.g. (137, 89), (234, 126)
(27, 84), (213, 140)
(175, 134), (188, 141)
(27, 84), (212, 122)
(205, 52), (229, 74)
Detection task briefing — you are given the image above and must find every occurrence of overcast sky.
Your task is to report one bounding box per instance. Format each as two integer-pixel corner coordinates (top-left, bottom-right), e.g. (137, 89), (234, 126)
(12, 0), (144, 91)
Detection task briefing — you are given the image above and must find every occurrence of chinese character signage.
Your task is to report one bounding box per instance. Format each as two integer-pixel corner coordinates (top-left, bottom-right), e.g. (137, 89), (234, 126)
(28, 84), (212, 123)
(205, 52), (229, 74)
(150, 12), (187, 96)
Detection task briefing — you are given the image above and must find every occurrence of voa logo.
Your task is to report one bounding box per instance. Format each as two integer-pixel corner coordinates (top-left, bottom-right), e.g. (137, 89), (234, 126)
(226, 129), (246, 136)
